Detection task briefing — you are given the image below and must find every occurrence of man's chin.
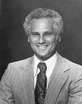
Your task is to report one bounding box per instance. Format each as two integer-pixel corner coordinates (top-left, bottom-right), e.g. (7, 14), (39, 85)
(37, 54), (46, 58)
(38, 51), (49, 56)
(35, 52), (52, 61)
(35, 53), (47, 60)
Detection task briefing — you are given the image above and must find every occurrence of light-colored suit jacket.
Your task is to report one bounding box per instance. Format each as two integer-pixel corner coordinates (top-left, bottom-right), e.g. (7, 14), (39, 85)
(0, 53), (82, 104)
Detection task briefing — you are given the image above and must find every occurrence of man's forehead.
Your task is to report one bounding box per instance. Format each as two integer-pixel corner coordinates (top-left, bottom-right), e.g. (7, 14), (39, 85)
(31, 18), (53, 29)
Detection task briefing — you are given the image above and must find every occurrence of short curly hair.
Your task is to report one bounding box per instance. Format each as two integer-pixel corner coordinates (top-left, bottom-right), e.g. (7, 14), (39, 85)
(23, 8), (63, 36)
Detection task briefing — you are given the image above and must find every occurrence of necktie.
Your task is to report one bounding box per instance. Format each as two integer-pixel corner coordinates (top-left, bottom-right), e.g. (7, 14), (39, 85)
(34, 62), (47, 104)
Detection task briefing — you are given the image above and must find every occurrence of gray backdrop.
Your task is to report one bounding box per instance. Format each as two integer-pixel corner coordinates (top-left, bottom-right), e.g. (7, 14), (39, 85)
(1, 0), (82, 74)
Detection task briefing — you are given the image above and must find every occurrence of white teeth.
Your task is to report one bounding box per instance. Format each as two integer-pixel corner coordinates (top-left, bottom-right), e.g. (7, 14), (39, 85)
(39, 46), (47, 49)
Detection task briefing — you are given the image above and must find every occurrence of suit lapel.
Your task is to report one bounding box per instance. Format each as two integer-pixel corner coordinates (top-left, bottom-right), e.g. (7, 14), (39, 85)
(45, 53), (69, 104)
(23, 56), (35, 104)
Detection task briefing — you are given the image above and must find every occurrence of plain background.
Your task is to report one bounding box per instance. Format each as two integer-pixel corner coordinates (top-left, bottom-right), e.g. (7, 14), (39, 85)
(1, 0), (82, 78)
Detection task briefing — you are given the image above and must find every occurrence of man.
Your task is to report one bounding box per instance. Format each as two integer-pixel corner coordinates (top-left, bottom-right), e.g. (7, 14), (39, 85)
(0, 8), (82, 104)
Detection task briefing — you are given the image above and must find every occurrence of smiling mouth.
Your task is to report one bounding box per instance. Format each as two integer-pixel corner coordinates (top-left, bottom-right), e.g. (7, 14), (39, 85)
(37, 45), (48, 49)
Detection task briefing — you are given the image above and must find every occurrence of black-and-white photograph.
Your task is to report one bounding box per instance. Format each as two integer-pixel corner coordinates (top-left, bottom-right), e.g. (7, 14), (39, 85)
(0, 0), (82, 103)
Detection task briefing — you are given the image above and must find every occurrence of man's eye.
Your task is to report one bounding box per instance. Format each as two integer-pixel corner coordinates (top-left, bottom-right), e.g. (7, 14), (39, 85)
(31, 32), (40, 36)
(44, 32), (53, 36)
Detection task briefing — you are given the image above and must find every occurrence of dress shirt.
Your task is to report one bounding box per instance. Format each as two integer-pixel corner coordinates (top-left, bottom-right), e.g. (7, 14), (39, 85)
(33, 52), (57, 88)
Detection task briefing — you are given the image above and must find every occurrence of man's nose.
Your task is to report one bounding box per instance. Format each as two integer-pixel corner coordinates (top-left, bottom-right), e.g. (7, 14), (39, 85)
(39, 35), (45, 43)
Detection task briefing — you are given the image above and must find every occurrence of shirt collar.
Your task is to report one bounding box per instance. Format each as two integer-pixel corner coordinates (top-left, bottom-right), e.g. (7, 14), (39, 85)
(34, 52), (57, 77)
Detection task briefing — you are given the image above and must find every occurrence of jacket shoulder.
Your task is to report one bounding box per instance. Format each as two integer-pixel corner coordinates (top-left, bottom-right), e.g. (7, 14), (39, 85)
(61, 55), (81, 68)
(1, 56), (34, 81)
(8, 56), (33, 68)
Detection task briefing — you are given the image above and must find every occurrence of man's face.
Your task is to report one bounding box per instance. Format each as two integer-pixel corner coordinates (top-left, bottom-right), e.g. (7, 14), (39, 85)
(28, 18), (61, 60)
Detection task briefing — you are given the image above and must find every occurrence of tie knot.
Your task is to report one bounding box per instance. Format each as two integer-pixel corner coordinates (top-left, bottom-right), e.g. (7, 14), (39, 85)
(37, 62), (47, 73)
